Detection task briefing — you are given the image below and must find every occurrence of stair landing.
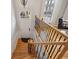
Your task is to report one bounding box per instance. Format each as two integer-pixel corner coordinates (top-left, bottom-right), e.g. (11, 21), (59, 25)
(12, 39), (35, 59)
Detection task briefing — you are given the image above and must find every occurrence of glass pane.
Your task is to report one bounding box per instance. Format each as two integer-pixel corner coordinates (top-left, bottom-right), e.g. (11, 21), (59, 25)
(52, 0), (54, 4)
(51, 6), (54, 10)
(47, 7), (50, 10)
(49, 6), (51, 11)
(43, 0), (55, 22)
(48, 0), (51, 4)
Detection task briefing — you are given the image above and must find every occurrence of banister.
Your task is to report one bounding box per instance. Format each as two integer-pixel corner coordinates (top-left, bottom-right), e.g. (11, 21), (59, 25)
(28, 41), (67, 45)
(35, 16), (68, 39)
(29, 29), (67, 45)
(45, 22), (68, 39)
(33, 16), (68, 59)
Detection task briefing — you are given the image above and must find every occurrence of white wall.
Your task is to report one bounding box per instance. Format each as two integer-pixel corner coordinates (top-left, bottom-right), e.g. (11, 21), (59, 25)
(13, 0), (42, 18)
(40, 0), (45, 17)
(11, 3), (19, 54)
(11, 0), (43, 54)
(12, 0), (43, 38)
(51, 0), (68, 25)
(63, 6), (68, 21)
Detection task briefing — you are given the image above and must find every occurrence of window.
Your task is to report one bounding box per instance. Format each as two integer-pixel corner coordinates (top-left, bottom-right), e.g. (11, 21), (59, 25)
(44, 0), (55, 22)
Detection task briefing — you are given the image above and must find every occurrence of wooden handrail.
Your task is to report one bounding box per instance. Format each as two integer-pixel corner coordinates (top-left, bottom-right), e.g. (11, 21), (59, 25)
(29, 29), (67, 45)
(28, 41), (67, 45)
(35, 16), (68, 39)
(45, 22), (68, 39)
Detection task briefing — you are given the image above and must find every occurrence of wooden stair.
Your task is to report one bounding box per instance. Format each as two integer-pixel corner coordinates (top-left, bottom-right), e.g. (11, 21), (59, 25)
(12, 39), (35, 59)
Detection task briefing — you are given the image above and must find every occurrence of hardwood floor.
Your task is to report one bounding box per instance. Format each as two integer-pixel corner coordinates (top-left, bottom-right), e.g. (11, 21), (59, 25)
(12, 39), (35, 59)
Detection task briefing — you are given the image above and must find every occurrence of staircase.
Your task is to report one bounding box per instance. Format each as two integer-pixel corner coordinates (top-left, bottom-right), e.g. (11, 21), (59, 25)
(12, 16), (68, 59)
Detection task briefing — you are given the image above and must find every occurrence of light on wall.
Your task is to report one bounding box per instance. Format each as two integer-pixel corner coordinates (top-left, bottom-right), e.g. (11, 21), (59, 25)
(20, 0), (30, 18)
(20, 11), (30, 18)
(21, 0), (28, 8)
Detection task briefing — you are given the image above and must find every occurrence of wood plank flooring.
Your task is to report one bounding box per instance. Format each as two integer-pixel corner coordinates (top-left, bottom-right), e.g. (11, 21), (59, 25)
(12, 39), (35, 59)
